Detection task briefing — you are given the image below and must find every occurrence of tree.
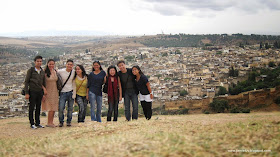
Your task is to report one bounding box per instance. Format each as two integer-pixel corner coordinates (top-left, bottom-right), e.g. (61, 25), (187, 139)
(180, 90), (188, 96)
(268, 61), (276, 67)
(162, 52), (168, 57)
(273, 41), (279, 49)
(209, 99), (229, 113)
(260, 42), (263, 49)
(239, 43), (244, 48)
(175, 49), (181, 54)
(155, 74), (162, 78)
(248, 71), (258, 82)
(265, 43), (271, 49)
(229, 66), (239, 77)
(218, 86), (227, 95)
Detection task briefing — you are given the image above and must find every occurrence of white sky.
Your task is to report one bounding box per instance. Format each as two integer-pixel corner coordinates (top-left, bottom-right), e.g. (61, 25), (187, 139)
(0, 0), (280, 35)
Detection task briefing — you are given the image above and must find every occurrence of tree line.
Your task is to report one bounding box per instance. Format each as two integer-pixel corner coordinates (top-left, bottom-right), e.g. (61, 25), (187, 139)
(141, 34), (280, 48)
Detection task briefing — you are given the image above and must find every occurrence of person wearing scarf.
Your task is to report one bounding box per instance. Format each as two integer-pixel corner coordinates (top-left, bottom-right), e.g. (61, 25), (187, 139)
(105, 65), (122, 121)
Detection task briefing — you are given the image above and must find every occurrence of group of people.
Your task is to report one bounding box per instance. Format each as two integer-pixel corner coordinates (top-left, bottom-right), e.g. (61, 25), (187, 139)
(24, 56), (153, 129)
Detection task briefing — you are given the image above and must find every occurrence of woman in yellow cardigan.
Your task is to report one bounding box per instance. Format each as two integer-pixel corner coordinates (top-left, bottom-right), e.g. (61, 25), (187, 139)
(73, 65), (88, 123)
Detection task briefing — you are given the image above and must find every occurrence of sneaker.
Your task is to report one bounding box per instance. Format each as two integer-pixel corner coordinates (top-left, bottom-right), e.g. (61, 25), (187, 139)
(59, 123), (63, 127)
(67, 122), (71, 127)
(36, 124), (45, 128)
(31, 125), (37, 129)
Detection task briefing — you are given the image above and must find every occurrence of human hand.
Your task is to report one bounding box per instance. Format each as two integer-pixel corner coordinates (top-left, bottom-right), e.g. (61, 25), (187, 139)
(25, 94), (30, 100)
(42, 95), (46, 102)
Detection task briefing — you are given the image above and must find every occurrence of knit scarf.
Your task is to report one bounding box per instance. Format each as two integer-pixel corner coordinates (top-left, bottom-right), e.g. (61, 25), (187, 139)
(108, 76), (118, 103)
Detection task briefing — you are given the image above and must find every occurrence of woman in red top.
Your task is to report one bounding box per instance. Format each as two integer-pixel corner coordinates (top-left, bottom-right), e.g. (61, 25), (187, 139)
(105, 65), (122, 121)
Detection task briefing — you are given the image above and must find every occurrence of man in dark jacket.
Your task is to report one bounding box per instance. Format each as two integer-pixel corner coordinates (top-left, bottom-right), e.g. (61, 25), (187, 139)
(117, 60), (138, 121)
(24, 55), (46, 129)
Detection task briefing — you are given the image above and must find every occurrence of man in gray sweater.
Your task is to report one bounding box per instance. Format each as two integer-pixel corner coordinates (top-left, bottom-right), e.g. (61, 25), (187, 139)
(24, 55), (46, 129)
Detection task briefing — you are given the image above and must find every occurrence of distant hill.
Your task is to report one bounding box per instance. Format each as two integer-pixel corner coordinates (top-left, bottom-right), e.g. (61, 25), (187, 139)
(139, 34), (280, 48)
(1, 34), (280, 65)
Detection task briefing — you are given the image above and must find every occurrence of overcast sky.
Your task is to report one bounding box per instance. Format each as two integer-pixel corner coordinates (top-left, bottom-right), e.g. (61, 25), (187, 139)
(0, 0), (280, 36)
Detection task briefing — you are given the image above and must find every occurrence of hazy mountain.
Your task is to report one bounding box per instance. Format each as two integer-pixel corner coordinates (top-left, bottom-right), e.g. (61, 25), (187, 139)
(0, 30), (110, 37)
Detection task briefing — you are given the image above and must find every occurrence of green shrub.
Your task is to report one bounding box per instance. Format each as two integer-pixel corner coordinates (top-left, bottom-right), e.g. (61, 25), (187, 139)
(41, 112), (47, 116)
(179, 108), (189, 114)
(230, 107), (240, 113)
(203, 110), (210, 114)
(274, 96), (280, 105)
(180, 90), (188, 96)
(209, 99), (229, 113)
(241, 108), (251, 113)
(86, 106), (91, 116)
(118, 108), (125, 117)
(101, 110), (108, 117)
(161, 110), (169, 115)
(73, 105), (79, 112)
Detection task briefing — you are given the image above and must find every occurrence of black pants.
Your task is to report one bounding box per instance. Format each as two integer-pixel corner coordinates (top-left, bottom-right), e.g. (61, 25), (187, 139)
(141, 101), (152, 120)
(29, 91), (43, 126)
(76, 95), (88, 123)
(107, 100), (118, 121)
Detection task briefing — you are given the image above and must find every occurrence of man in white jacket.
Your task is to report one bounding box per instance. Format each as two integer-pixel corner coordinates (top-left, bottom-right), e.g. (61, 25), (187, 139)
(57, 59), (76, 127)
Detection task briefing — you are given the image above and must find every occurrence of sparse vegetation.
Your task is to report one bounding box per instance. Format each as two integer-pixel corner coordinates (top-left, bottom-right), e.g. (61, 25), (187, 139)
(124, 55), (135, 61)
(229, 66), (280, 95)
(0, 112), (279, 156)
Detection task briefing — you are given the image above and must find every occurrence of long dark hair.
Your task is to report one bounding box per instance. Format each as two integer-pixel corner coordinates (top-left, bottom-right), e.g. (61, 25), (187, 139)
(107, 65), (118, 77)
(45, 59), (55, 78)
(132, 65), (144, 75)
(92, 61), (103, 71)
(74, 64), (87, 79)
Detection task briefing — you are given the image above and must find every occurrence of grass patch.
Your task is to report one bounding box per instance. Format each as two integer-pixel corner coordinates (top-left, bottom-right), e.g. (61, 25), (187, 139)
(0, 112), (279, 156)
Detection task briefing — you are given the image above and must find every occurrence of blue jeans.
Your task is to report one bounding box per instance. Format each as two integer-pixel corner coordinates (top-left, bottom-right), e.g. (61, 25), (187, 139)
(59, 91), (74, 124)
(76, 95), (88, 122)
(89, 91), (102, 122)
(124, 89), (138, 121)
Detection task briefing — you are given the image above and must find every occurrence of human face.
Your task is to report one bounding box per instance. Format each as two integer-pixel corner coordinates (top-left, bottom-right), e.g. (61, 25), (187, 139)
(76, 66), (82, 76)
(109, 68), (116, 76)
(66, 61), (74, 72)
(35, 59), (42, 68)
(117, 63), (126, 72)
(47, 61), (55, 70)
(132, 67), (139, 76)
(93, 63), (101, 71)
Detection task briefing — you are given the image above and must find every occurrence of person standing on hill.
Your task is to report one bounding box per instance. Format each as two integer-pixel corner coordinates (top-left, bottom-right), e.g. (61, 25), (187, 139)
(57, 59), (76, 127)
(104, 65), (122, 122)
(73, 65), (88, 123)
(132, 66), (153, 120)
(41, 59), (59, 127)
(117, 61), (139, 121)
(87, 61), (106, 122)
(24, 55), (46, 129)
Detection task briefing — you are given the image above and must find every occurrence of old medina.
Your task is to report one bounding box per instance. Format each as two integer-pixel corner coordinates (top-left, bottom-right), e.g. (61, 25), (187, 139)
(1, 35), (280, 118)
